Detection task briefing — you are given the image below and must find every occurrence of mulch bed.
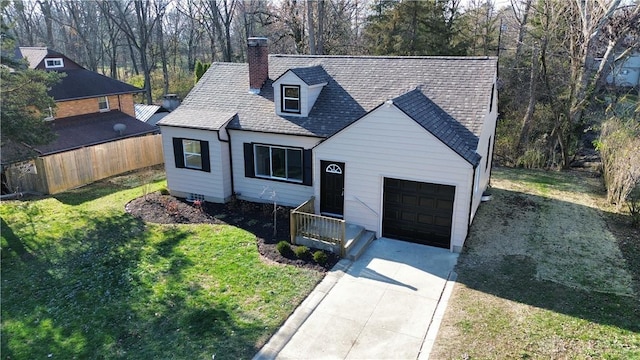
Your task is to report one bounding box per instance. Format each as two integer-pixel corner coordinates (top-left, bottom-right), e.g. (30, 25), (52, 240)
(125, 192), (340, 272)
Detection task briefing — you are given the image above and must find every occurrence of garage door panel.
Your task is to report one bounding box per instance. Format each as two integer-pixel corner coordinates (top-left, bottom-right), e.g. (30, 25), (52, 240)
(383, 178), (455, 249)
(402, 194), (417, 206)
(435, 216), (452, 227)
(436, 199), (454, 210)
(417, 213), (433, 224)
(419, 197), (434, 208)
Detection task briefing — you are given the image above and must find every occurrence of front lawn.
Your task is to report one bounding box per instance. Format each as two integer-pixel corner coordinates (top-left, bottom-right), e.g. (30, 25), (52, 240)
(431, 167), (640, 359)
(1, 170), (322, 359)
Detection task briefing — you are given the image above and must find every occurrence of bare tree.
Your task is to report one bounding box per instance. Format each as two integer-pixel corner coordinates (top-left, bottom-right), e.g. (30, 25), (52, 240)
(104, 0), (166, 104)
(307, 0), (316, 54)
(567, 1), (640, 126)
(37, 0), (54, 47)
(153, 0), (169, 94)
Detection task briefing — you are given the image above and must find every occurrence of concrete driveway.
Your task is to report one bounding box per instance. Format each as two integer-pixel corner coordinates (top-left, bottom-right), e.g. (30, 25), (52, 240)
(254, 238), (459, 360)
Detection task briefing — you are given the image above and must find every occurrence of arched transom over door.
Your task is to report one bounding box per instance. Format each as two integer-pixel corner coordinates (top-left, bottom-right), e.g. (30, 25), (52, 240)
(320, 161), (345, 217)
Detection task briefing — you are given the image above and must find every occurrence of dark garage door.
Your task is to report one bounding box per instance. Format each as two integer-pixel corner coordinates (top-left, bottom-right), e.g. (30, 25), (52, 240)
(383, 178), (455, 248)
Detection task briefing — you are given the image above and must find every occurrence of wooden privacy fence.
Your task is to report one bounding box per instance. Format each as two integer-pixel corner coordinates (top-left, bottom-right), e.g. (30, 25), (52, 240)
(5, 134), (164, 195)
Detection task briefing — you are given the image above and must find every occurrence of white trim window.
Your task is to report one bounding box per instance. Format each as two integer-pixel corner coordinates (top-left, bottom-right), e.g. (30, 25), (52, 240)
(44, 58), (64, 68)
(98, 96), (110, 112)
(281, 85), (301, 113)
(172, 138), (210, 172)
(254, 144), (303, 182)
(183, 139), (203, 170)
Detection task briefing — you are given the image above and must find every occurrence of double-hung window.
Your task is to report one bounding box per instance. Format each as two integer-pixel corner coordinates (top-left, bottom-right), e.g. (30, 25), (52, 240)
(254, 144), (303, 182)
(183, 140), (203, 170)
(98, 96), (110, 111)
(172, 138), (210, 172)
(281, 85), (301, 113)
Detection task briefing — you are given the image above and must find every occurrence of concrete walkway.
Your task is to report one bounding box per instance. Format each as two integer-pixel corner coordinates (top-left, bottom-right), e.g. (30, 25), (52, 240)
(254, 238), (459, 360)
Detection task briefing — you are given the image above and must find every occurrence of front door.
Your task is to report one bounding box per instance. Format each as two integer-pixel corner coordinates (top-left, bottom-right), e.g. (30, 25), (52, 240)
(320, 161), (345, 217)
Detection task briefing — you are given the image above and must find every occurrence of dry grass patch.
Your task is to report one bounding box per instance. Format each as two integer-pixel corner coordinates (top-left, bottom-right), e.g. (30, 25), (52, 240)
(469, 168), (634, 295)
(431, 167), (640, 359)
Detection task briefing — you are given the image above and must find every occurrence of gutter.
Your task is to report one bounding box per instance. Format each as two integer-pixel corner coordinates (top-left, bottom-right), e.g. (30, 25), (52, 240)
(36, 129), (159, 157)
(467, 165), (477, 241)
(54, 90), (142, 102)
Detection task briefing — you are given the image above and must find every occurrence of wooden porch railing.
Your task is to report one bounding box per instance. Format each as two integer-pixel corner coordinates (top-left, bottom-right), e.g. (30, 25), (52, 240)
(290, 197), (346, 257)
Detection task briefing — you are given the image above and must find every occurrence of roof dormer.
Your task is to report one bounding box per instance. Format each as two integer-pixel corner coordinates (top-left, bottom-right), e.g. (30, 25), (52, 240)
(273, 65), (329, 117)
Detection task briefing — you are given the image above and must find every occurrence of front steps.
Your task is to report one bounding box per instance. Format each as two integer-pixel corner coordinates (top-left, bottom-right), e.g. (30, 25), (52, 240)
(344, 224), (376, 260)
(294, 222), (376, 261)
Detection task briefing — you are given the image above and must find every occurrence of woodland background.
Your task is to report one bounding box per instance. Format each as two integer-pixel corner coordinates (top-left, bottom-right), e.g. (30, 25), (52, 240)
(2, 0), (639, 209)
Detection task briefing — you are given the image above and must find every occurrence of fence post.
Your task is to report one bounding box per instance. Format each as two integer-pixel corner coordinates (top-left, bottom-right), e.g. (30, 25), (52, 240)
(290, 209), (297, 244)
(340, 221), (346, 258)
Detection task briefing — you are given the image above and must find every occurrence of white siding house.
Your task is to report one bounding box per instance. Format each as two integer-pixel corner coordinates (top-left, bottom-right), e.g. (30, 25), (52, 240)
(157, 37), (498, 252)
(160, 126), (232, 203)
(229, 130), (322, 207)
(313, 98), (485, 252)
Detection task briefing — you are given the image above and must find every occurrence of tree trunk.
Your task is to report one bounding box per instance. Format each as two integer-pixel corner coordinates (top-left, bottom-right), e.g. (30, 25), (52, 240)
(518, 44), (538, 151)
(156, 7), (169, 95)
(512, 0), (532, 62)
(38, 0), (54, 48)
(307, 0), (316, 54)
(317, 0), (325, 54)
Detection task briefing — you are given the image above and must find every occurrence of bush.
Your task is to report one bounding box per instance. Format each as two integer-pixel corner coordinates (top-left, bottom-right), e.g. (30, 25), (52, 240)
(159, 188), (170, 195)
(596, 117), (640, 207)
(294, 246), (310, 259)
(313, 250), (328, 265)
(276, 241), (293, 257)
(517, 148), (546, 169)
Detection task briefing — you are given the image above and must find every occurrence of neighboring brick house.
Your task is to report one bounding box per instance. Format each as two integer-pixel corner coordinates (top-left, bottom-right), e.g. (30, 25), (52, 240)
(13, 47), (157, 156)
(1, 48), (160, 195)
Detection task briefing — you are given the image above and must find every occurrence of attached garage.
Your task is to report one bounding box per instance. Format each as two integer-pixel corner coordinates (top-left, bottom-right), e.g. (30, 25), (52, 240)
(382, 178), (455, 249)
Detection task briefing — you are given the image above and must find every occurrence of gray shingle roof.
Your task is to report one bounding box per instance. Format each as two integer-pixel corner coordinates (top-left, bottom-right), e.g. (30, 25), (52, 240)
(288, 65), (329, 85)
(158, 108), (236, 131)
(169, 55), (497, 140)
(392, 89), (481, 166)
(33, 111), (158, 156)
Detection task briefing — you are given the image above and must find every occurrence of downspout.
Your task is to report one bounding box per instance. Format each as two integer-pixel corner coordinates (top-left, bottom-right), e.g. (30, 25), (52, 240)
(488, 80), (499, 187)
(466, 165), (478, 247)
(225, 127), (235, 200)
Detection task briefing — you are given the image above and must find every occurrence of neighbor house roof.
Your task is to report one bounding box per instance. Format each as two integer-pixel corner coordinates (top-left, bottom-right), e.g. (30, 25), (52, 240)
(392, 89), (481, 165)
(158, 108), (237, 131)
(161, 55), (496, 139)
(33, 111), (158, 156)
(15, 47), (142, 101)
(135, 104), (171, 126)
(14, 47), (64, 69)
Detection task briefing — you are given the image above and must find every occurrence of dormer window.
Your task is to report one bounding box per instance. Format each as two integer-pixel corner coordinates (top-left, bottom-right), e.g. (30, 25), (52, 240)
(281, 85), (301, 114)
(273, 66), (328, 117)
(45, 58), (64, 68)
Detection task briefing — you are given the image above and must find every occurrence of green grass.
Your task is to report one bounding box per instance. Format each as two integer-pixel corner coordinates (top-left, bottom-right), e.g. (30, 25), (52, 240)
(1, 174), (322, 359)
(431, 167), (640, 359)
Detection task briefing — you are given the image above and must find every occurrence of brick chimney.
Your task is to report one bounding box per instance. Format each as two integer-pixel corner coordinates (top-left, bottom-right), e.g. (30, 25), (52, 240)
(247, 37), (269, 94)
